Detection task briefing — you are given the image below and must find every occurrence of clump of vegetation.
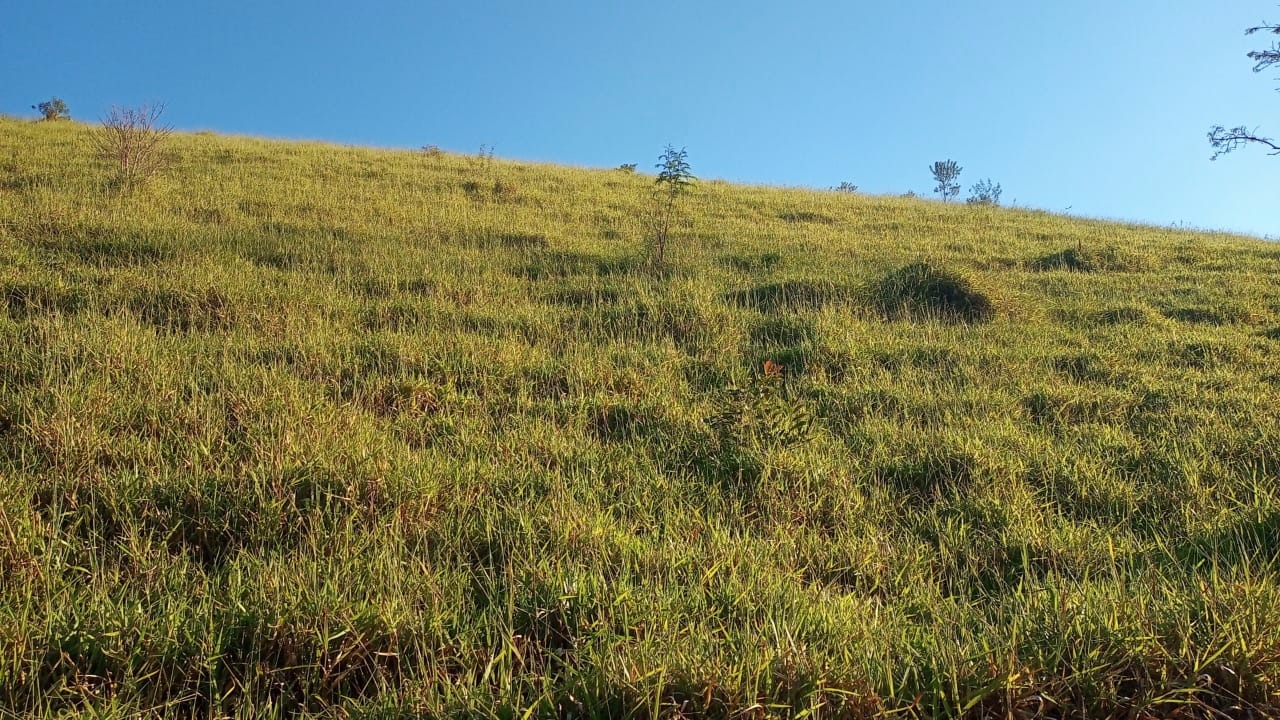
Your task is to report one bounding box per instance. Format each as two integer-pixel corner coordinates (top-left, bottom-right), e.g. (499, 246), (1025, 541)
(833, 181), (858, 193)
(966, 178), (1002, 205)
(649, 145), (695, 266)
(868, 262), (998, 322)
(91, 103), (173, 190)
(616, 163), (637, 173)
(707, 360), (816, 457)
(32, 97), (70, 121)
(1030, 245), (1149, 273)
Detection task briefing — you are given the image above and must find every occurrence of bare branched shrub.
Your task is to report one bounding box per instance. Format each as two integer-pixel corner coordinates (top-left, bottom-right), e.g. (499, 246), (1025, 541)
(91, 103), (173, 190)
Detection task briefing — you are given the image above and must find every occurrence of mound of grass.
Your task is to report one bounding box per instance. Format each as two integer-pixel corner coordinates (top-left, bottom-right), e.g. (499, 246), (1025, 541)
(1029, 245), (1148, 272)
(868, 262), (999, 323)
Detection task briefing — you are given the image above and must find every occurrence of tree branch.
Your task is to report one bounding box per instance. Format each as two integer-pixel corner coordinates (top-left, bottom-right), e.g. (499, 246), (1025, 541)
(1208, 125), (1280, 159)
(1246, 21), (1280, 72)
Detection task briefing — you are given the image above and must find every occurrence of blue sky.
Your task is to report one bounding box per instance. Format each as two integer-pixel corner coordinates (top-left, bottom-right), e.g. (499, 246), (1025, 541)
(3, 1), (1276, 237)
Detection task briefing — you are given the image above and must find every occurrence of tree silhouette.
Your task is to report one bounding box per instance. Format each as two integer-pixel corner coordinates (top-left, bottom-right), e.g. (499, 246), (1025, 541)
(1209, 17), (1280, 158)
(650, 146), (695, 265)
(930, 160), (962, 202)
(32, 97), (70, 121)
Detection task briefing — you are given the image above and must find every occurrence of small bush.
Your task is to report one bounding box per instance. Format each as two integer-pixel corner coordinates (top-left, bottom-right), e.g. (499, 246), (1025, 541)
(966, 178), (1002, 206)
(616, 163), (637, 173)
(91, 103), (173, 190)
(868, 262), (998, 323)
(32, 97), (70, 121)
(649, 145), (695, 266)
(707, 361), (816, 455)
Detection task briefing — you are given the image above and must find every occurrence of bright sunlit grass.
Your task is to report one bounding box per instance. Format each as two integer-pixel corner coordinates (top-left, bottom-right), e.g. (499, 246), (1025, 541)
(1, 115), (1278, 718)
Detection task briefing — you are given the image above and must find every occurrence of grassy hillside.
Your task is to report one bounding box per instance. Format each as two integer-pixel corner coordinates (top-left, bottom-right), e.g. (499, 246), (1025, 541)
(1, 115), (1278, 718)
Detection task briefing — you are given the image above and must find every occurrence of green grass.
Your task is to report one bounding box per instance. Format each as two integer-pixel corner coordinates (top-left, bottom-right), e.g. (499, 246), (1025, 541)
(2, 115), (1279, 718)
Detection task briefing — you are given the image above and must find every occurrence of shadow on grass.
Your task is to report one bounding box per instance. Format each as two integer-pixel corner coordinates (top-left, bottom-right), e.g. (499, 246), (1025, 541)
(725, 279), (855, 312)
(511, 250), (639, 280)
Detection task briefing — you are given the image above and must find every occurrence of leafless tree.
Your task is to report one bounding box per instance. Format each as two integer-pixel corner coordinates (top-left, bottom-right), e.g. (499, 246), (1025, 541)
(91, 103), (173, 188)
(1209, 18), (1280, 158)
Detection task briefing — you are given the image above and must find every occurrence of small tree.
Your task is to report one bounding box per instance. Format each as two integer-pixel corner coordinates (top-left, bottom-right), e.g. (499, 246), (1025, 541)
(1209, 17), (1280, 158)
(32, 97), (70, 121)
(91, 103), (173, 190)
(966, 178), (1002, 206)
(930, 160), (962, 202)
(834, 181), (858, 193)
(650, 145), (695, 265)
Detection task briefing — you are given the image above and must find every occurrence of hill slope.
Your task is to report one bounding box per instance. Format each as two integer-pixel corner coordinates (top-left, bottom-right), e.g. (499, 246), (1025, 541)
(2, 116), (1279, 718)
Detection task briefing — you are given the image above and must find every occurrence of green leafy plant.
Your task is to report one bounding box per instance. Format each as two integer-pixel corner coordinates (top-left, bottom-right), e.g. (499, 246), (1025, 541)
(617, 163), (637, 173)
(707, 361), (816, 454)
(32, 97), (70, 121)
(834, 181), (858, 193)
(650, 145), (695, 265)
(966, 178), (1002, 206)
(930, 159), (963, 202)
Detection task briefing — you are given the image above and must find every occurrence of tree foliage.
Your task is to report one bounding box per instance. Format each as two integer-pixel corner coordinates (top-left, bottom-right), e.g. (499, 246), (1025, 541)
(966, 178), (1002, 206)
(1209, 18), (1280, 158)
(930, 160), (962, 202)
(32, 97), (70, 121)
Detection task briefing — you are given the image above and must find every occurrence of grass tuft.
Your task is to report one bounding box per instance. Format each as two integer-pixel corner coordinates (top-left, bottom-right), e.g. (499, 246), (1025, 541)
(867, 261), (999, 323)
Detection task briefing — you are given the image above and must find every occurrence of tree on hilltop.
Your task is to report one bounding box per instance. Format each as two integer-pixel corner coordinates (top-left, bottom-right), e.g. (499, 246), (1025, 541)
(930, 160), (962, 202)
(32, 97), (70, 121)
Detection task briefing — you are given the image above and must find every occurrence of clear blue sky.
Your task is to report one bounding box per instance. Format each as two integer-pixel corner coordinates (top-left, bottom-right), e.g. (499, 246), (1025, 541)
(3, 1), (1276, 237)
